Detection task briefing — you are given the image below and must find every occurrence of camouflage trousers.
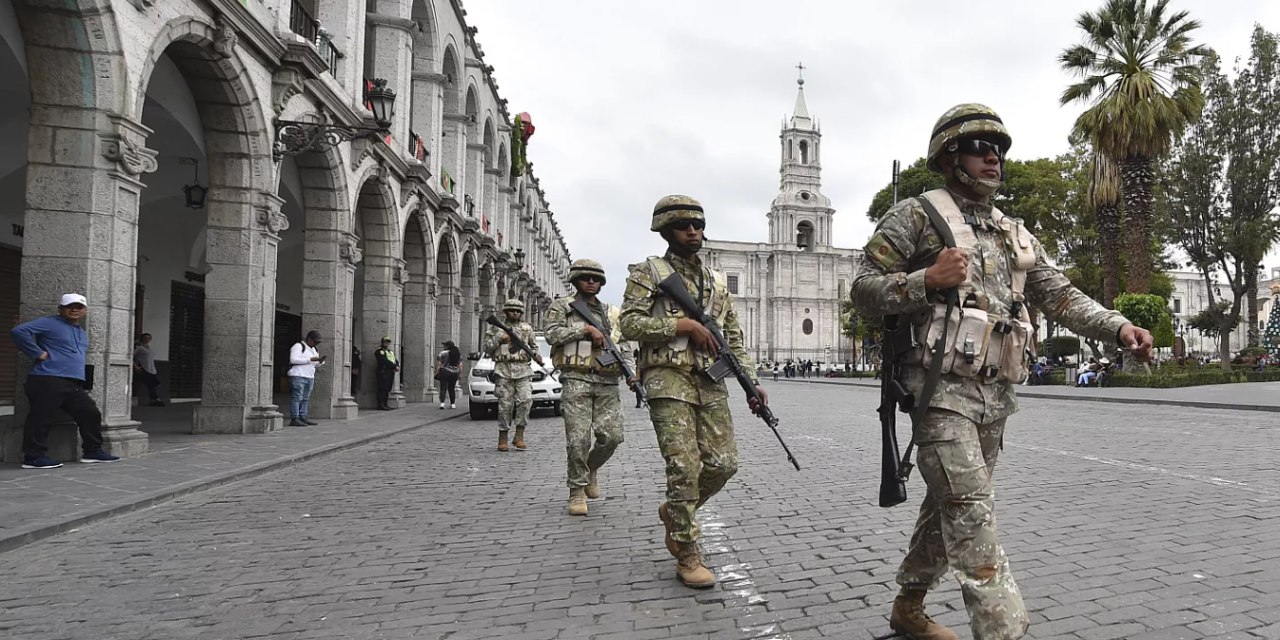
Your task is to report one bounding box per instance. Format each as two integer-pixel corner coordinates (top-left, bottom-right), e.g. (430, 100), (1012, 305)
(648, 397), (738, 543)
(897, 409), (1028, 640)
(561, 377), (624, 488)
(493, 375), (532, 433)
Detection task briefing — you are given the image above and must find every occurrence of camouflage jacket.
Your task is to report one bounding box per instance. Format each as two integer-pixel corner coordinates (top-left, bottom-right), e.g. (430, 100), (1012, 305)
(482, 321), (538, 380)
(852, 188), (1128, 424)
(620, 250), (757, 403)
(544, 295), (635, 384)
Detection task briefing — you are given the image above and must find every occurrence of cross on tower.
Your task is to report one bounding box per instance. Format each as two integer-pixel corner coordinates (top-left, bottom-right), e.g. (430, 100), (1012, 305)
(796, 62), (806, 83)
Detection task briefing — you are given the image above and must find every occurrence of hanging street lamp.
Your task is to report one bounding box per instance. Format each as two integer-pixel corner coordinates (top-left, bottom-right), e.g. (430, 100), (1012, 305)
(273, 78), (397, 161)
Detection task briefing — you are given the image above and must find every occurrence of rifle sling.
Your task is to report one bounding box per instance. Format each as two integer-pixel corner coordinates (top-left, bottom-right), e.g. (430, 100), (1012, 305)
(900, 195), (959, 467)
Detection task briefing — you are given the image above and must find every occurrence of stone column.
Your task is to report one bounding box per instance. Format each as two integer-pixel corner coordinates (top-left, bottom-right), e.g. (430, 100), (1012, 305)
(3, 113), (154, 463)
(401, 272), (437, 403)
(193, 191), (286, 434)
(359, 254), (403, 409)
(365, 5), (415, 150)
(300, 230), (359, 420)
(389, 261), (407, 408)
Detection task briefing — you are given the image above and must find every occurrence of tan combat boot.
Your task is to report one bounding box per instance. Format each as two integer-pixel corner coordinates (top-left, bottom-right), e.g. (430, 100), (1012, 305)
(568, 488), (588, 516)
(585, 469), (600, 499)
(657, 502), (679, 557)
(498, 431), (509, 452)
(889, 589), (958, 640)
(513, 428), (527, 450)
(674, 541), (716, 588)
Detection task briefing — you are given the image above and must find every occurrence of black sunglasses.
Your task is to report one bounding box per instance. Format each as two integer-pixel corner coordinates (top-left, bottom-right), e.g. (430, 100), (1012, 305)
(577, 275), (604, 284)
(953, 138), (1004, 159)
(668, 219), (705, 231)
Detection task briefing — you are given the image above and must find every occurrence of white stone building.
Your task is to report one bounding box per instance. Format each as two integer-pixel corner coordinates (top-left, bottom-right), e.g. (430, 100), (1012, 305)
(0, 0), (573, 461)
(702, 80), (858, 365)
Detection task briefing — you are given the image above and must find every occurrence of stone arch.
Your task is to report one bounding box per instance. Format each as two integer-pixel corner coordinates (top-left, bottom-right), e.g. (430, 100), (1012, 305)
(498, 142), (509, 181)
(464, 84), (480, 132)
(400, 208), (435, 402)
(352, 174), (401, 408)
(483, 118), (496, 166)
(411, 0), (438, 64)
(459, 247), (480, 357)
(434, 229), (460, 357)
(441, 42), (461, 114)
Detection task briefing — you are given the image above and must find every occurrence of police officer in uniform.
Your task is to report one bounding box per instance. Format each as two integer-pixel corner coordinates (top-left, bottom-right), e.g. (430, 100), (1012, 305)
(851, 104), (1154, 640)
(374, 337), (399, 411)
(544, 259), (637, 516)
(483, 299), (543, 452)
(620, 195), (767, 589)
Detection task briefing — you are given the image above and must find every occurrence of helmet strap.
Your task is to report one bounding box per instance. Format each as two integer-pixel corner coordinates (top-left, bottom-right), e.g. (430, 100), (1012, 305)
(950, 155), (1003, 197)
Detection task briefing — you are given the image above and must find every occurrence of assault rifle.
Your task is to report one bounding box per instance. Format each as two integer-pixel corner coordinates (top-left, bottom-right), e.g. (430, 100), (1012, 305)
(568, 298), (647, 407)
(485, 315), (546, 369)
(655, 272), (801, 471)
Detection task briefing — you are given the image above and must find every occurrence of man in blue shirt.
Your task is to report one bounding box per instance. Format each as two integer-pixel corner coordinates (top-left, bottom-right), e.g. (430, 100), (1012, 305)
(10, 293), (120, 469)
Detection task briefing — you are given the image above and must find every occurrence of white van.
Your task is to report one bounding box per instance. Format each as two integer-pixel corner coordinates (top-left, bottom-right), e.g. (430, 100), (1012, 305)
(466, 335), (562, 420)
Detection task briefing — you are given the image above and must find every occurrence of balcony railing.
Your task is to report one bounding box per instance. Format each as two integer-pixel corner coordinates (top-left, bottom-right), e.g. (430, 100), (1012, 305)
(408, 131), (427, 162)
(290, 1), (342, 75)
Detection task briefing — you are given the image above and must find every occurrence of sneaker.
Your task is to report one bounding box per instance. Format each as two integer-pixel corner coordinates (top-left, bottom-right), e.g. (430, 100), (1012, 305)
(80, 450), (120, 463)
(301, 418), (319, 426)
(21, 457), (63, 469)
(450, 403), (456, 409)
(439, 402), (445, 409)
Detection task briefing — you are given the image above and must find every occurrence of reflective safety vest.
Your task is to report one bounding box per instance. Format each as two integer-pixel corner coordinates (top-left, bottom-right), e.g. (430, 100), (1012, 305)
(638, 257), (732, 372)
(909, 189), (1038, 384)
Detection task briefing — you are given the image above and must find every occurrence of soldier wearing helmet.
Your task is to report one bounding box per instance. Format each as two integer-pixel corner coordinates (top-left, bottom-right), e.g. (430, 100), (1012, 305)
(482, 298), (544, 452)
(620, 195), (767, 589)
(851, 104), (1153, 640)
(543, 259), (638, 516)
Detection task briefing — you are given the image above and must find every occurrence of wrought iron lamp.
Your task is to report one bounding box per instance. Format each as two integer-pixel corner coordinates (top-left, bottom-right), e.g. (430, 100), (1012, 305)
(180, 157), (207, 209)
(273, 78), (397, 161)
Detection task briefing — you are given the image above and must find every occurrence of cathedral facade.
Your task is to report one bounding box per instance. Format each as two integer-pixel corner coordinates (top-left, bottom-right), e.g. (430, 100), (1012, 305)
(703, 80), (859, 365)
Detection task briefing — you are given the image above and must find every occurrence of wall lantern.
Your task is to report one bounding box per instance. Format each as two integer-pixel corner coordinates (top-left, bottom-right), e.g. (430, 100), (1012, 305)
(180, 157), (207, 209)
(273, 78), (397, 161)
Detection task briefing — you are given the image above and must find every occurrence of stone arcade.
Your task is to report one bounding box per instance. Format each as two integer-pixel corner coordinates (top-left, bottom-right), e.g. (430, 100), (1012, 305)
(0, 0), (572, 461)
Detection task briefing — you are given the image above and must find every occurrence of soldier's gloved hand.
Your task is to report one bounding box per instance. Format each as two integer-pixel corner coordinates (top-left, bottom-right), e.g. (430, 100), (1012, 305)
(676, 318), (718, 357)
(584, 325), (606, 348)
(534, 355), (544, 366)
(748, 386), (769, 414)
(626, 377), (638, 391)
(925, 247), (969, 291)
(1119, 323), (1154, 363)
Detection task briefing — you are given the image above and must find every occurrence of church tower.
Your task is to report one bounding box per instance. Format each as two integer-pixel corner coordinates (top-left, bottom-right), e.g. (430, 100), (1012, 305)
(768, 67), (834, 250)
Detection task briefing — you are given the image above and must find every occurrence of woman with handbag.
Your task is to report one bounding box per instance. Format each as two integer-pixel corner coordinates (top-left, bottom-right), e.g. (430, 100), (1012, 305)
(435, 340), (462, 409)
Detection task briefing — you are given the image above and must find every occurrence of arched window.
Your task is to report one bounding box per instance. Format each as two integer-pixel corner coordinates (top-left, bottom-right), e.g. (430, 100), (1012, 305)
(788, 139), (794, 160)
(799, 140), (809, 164)
(796, 221), (815, 251)
(803, 319), (814, 335)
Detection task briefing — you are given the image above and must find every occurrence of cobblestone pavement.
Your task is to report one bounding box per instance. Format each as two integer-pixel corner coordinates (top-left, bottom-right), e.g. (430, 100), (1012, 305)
(3, 384), (1280, 640)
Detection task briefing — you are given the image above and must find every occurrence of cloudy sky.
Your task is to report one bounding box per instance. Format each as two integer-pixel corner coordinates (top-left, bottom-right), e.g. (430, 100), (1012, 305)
(465, 0), (1280, 304)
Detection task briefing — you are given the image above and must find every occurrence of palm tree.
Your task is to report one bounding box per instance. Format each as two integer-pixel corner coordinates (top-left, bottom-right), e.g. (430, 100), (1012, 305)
(1059, 0), (1211, 293)
(1088, 152), (1123, 309)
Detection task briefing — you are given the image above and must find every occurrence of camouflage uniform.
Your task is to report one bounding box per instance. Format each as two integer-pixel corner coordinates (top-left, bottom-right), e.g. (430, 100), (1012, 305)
(620, 249), (756, 543)
(853, 189), (1129, 640)
(483, 321), (537, 433)
(544, 295), (633, 489)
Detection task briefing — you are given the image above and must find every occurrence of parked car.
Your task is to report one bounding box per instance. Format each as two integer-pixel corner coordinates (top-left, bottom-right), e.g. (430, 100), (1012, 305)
(466, 335), (562, 420)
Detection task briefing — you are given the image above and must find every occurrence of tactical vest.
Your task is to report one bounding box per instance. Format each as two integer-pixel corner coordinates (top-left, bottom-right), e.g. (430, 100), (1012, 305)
(552, 302), (624, 375)
(493, 324), (533, 364)
(638, 257), (732, 372)
(908, 189), (1038, 384)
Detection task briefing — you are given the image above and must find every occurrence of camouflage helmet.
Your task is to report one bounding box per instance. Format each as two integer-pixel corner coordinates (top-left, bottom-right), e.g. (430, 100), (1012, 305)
(650, 194), (705, 232)
(926, 104), (1013, 173)
(568, 259), (606, 285)
(502, 298), (525, 313)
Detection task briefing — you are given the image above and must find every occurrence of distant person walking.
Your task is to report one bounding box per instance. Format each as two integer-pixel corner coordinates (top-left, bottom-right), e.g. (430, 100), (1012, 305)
(436, 340), (461, 409)
(10, 293), (120, 469)
(288, 330), (325, 426)
(133, 332), (163, 406)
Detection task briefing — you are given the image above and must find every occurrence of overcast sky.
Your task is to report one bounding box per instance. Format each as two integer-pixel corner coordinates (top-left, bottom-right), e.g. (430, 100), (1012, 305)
(465, 0), (1280, 304)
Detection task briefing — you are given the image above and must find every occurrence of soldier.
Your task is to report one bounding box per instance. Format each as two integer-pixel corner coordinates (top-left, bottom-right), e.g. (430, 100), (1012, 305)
(483, 299), (543, 452)
(544, 259), (637, 516)
(852, 104), (1153, 640)
(374, 336), (399, 411)
(620, 195), (767, 589)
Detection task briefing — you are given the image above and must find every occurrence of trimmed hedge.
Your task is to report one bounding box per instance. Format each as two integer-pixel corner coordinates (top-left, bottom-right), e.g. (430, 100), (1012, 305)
(1103, 369), (1280, 388)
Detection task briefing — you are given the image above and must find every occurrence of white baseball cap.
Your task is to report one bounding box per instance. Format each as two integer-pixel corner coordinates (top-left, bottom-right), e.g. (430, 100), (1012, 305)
(59, 293), (87, 307)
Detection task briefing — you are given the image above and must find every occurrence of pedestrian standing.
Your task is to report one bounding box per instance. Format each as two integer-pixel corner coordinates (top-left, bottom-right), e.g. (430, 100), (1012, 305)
(374, 337), (399, 410)
(288, 330), (325, 427)
(852, 104), (1154, 640)
(133, 332), (163, 407)
(483, 299), (542, 451)
(435, 340), (461, 409)
(544, 259), (636, 516)
(10, 293), (120, 469)
(351, 345), (362, 397)
(620, 194), (767, 589)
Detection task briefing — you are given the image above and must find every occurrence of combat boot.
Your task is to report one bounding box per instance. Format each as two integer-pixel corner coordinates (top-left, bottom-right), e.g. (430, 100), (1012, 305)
(498, 431), (509, 452)
(513, 428), (527, 450)
(568, 488), (588, 516)
(657, 502), (679, 557)
(889, 589), (958, 640)
(674, 541), (716, 588)
(585, 469), (600, 499)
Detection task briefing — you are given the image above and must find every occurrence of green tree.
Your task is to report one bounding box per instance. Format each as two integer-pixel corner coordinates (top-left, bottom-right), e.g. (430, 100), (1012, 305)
(866, 158), (943, 222)
(1153, 312), (1175, 349)
(1060, 0), (1211, 294)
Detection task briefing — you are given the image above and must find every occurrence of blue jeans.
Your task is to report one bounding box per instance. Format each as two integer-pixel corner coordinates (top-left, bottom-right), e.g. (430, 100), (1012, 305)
(290, 376), (315, 419)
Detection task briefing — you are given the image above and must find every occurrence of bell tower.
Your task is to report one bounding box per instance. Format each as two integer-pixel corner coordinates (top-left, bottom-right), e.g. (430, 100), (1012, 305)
(769, 64), (834, 250)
